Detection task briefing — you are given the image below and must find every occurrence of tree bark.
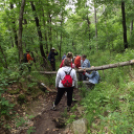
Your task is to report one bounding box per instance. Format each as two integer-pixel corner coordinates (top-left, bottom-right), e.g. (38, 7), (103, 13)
(42, 9), (48, 54)
(94, 4), (98, 50)
(121, 1), (128, 49)
(78, 60), (134, 72)
(31, 2), (46, 60)
(18, 0), (25, 63)
(48, 12), (52, 51)
(0, 45), (8, 68)
(86, 15), (90, 41)
(130, 20), (133, 36)
(10, 3), (18, 48)
(37, 60), (134, 74)
(60, 12), (63, 60)
(94, 6), (97, 38)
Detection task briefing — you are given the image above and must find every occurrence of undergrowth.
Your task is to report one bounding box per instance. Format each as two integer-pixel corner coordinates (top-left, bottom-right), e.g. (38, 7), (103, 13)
(81, 49), (134, 133)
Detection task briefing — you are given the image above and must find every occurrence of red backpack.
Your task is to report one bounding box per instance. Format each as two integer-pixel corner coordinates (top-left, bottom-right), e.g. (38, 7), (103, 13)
(61, 69), (73, 87)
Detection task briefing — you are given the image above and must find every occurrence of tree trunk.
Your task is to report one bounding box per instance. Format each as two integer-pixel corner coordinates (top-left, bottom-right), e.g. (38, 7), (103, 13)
(38, 60), (134, 74)
(0, 45), (8, 68)
(31, 2), (46, 61)
(48, 12), (52, 51)
(10, 3), (18, 48)
(94, 4), (98, 50)
(60, 12), (63, 60)
(42, 9), (48, 54)
(18, 0), (25, 63)
(121, 1), (128, 49)
(94, 5), (97, 38)
(87, 15), (90, 41)
(130, 20), (133, 36)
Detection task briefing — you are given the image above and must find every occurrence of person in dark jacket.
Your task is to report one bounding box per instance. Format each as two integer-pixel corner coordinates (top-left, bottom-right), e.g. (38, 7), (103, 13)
(48, 47), (58, 71)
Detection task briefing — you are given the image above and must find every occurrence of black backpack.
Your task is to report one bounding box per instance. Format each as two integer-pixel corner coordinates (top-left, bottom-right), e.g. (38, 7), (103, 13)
(23, 53), (28, 63)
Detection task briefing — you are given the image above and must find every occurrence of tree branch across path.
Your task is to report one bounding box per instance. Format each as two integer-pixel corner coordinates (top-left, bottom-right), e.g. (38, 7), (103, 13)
(37, 60), (134, 74)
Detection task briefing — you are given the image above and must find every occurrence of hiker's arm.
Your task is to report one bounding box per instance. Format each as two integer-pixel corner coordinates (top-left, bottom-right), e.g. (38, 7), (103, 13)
(54, 50), (58, 55)
(82, 60), (88, 68)
(73, 70), (78, 88)
(55, 71), (60, 88)
(85, 72), (95, 79)
(79, 61), (88, 69)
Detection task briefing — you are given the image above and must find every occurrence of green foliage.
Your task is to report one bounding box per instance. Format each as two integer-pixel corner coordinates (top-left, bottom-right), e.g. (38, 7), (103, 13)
(0, 0), (134, 133)
(0, 68), (15, 128)
(66, 114), (76, 125)
(81, 49), (134, 133)
(27, 127), (36, 134)
(17, 94), (26, 105)
(15, 114), (35, 134)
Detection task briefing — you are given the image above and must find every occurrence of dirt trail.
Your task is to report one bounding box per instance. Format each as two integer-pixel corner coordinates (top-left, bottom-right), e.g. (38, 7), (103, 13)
(31, 89), (82, 134)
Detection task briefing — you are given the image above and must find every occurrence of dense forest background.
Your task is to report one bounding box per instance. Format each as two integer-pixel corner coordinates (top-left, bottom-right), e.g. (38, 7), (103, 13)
(1, 0), (134, 134)
(1, 0), (134, 67)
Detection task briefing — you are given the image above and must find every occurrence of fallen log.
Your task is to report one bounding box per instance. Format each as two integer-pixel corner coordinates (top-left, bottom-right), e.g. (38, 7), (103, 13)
(36, 60), (134, 74)
(78, 60), (134, 72)
(39, 83), (57, 92)
(39, 71), (57, 74)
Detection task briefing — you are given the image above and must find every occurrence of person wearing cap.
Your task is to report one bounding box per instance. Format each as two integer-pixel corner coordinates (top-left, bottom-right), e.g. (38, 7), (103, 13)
(60, 52), (73, 68)
(48, 47), (58, 71)
(83, 66), (100, 90)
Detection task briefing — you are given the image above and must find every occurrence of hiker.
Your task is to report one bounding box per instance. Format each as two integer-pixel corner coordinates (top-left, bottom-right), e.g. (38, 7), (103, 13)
(79, 55), (91, 80)
(74, 55), (82, 81)
(48, 47), (58, 71)
(60, 52), (73, 68)
(62, 53), (66, 60)
(74, 55), (81, 69)
(83, 66), (100, 90)
(52, 58), (78, 111)
(24, 49), (34, 72)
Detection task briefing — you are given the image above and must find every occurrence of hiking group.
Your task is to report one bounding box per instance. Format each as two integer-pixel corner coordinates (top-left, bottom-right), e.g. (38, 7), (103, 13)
(51, 51), (100, 111)
(22, 48), (100, 111)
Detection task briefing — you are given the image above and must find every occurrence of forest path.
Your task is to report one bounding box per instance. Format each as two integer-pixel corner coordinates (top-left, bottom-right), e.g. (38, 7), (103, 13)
(31, 88), (82, 134)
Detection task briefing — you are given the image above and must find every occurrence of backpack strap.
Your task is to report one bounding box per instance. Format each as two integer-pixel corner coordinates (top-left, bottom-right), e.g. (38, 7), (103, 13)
(64, 71), (67, 75)
(64, 69), (72, 75)
(69, 69), (72, 75)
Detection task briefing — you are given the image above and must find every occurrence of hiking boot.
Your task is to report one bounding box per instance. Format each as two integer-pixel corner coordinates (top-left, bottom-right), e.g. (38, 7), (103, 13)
(65, 92), (67, 97)
(51, 103), (57, 111)
(67, 106), (70, 112)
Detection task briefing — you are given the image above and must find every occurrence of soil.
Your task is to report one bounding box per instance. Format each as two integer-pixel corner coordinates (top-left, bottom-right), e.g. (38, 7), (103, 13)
(31, 88), (82, 134)
(1, 82), (82, 134)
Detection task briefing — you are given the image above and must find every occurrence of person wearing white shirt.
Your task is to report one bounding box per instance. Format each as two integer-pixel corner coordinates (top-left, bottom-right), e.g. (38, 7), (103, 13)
(51, 58), (78, 111)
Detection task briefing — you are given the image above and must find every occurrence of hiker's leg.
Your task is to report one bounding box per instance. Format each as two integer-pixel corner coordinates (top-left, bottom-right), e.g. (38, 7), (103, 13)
(66, 87), (74, 106)
(82, 74), (87, 80)
(51, 61), (55, 71)
(78, 73), (83, 81)
(28, 65), (31, 72)
(53, 61), (56, 71)
(90, 83), (95, 90)
(86, 83), (95, 90)
(55, 88), (65, 105)
(83, 81), (89, 90)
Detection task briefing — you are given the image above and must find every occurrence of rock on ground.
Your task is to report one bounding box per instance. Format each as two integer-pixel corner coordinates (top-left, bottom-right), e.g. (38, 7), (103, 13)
(69, 118), (88, 134)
